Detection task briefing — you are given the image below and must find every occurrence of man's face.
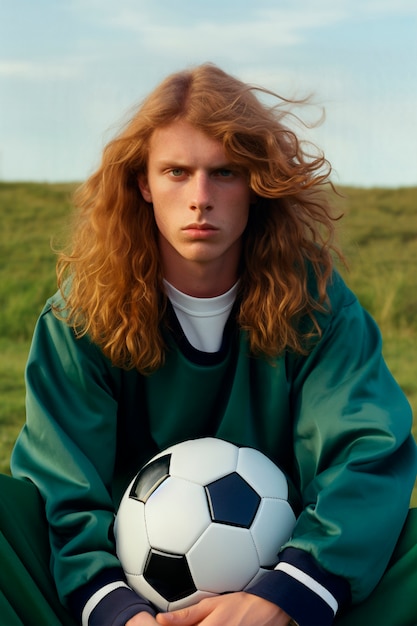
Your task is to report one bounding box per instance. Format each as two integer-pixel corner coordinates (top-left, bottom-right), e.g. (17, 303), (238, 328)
(139, 120), (252, 294)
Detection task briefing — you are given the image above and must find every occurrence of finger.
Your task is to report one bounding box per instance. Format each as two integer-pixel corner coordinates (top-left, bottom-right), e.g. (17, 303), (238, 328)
(156, 603), (207, 625)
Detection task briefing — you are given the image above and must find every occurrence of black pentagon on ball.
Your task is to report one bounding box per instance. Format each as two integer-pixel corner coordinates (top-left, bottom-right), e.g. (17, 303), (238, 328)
(204, 472), (261, 528)
(144, 549), (197, 602)
(129, 454), (171, 503)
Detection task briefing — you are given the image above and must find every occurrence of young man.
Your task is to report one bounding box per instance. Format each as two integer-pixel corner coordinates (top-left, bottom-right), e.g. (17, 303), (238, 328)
(8, 64), (417, 626)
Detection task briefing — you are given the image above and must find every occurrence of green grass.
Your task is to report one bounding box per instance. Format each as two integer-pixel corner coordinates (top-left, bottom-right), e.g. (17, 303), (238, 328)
(0, 181), (76, 340)
(0, 182), (416, 505)
(0, 339), (29, 473)
(0, 182), (77, 472)
(334, 186), (417, 334)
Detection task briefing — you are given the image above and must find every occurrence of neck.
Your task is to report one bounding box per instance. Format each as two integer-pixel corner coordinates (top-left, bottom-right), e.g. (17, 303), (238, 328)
(164, 267), (238, 298)
(162, 254), (239, 297)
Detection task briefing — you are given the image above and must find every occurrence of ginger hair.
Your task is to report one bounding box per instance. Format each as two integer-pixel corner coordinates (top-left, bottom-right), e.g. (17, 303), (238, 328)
(56, 63), (343, 372)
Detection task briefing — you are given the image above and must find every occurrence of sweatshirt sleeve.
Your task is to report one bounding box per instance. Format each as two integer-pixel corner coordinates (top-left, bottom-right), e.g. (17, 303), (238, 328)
(260, 275), (416, 624)
(249, 275), (416, 624)
(247, 546), (350, 626)
(10, 297), (153, 624)
(68, 568), (156, 626)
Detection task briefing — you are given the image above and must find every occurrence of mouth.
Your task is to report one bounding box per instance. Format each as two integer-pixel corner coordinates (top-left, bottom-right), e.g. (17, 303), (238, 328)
(183, 223), (218, 231)
(182, 223), (219, 239)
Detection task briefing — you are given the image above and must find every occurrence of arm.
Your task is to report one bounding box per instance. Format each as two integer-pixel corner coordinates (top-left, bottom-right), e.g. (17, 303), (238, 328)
(11, 297), (156, 625)
(289, 285), (416, 599)
(247, 276), (416, 624)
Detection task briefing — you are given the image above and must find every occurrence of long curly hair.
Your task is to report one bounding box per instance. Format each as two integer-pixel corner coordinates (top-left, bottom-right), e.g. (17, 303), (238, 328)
(56, 63), (344, 373)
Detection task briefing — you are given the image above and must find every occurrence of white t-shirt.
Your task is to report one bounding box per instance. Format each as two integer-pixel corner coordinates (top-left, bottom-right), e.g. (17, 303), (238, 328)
(163, 279), (238, 353)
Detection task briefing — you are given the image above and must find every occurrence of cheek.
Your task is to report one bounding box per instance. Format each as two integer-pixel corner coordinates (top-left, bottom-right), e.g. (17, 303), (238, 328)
(151, 200), (179, 241)
(233, 192), (251, 232)
(152, 209), (169, 235)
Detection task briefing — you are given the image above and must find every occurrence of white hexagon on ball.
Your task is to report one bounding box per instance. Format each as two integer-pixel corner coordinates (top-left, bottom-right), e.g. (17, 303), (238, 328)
(145, 477), (210, 554)
(187, 523), (260, 593)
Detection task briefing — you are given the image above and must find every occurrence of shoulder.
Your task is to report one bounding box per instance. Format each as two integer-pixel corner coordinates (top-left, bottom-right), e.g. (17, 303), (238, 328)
(31, 291), (111, 369)
(306, 259), (356, 306)
(303, 266), (359, 336)
(322, 270), (357, 320)
(41, 288), (69, 317)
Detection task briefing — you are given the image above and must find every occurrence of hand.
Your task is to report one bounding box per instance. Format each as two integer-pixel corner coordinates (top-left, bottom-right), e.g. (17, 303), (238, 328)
(126, 611), (161, 625)
(155, 592), (292, 626)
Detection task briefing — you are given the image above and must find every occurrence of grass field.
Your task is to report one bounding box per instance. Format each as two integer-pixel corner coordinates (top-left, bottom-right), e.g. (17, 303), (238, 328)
(0, 182), (416, 505)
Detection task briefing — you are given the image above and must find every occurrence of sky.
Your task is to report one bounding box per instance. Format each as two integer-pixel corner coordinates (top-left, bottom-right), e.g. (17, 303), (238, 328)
(0, 0), (416, 187)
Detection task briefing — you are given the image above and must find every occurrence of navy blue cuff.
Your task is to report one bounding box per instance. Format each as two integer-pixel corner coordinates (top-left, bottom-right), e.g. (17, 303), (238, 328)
(89, 587), (156, 626)
(246, 548), (351, 626)
(69, 567), (156, 626)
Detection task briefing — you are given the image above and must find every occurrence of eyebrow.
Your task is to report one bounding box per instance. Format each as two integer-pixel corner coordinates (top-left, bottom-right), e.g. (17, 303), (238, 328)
(155, 160), (238, 170)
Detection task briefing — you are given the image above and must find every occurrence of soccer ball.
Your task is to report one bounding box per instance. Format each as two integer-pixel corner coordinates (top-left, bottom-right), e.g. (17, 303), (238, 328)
(114, 437), (296, 612)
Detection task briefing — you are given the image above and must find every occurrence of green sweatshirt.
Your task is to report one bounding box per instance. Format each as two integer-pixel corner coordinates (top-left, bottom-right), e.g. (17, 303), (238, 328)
(11, 270), (417, 625)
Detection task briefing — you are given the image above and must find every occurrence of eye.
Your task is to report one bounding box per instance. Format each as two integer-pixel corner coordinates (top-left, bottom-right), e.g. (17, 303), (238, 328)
(169, 168), (185, 178)
(215, 168), (234, 178)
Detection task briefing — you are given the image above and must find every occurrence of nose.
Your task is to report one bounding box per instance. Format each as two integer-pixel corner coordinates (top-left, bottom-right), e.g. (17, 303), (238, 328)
(189, 172), (213, 211)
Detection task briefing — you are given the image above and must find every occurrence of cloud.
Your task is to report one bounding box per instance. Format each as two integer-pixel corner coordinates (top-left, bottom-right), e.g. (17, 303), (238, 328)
(103, 3), (348, 57)
(0, 59), (80, 80)
(356, 0), (417, 14)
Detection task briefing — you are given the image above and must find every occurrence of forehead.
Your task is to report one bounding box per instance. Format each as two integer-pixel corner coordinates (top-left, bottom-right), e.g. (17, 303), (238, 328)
(148, 120), (229, 165)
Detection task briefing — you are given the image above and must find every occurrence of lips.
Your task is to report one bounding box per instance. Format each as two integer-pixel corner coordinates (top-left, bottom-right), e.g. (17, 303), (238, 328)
(182, 223), (219, 239)
(183, 223), (218, 231)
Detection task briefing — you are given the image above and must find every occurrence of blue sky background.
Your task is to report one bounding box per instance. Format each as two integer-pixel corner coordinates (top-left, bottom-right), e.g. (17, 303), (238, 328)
(0, 0), (416, 186)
